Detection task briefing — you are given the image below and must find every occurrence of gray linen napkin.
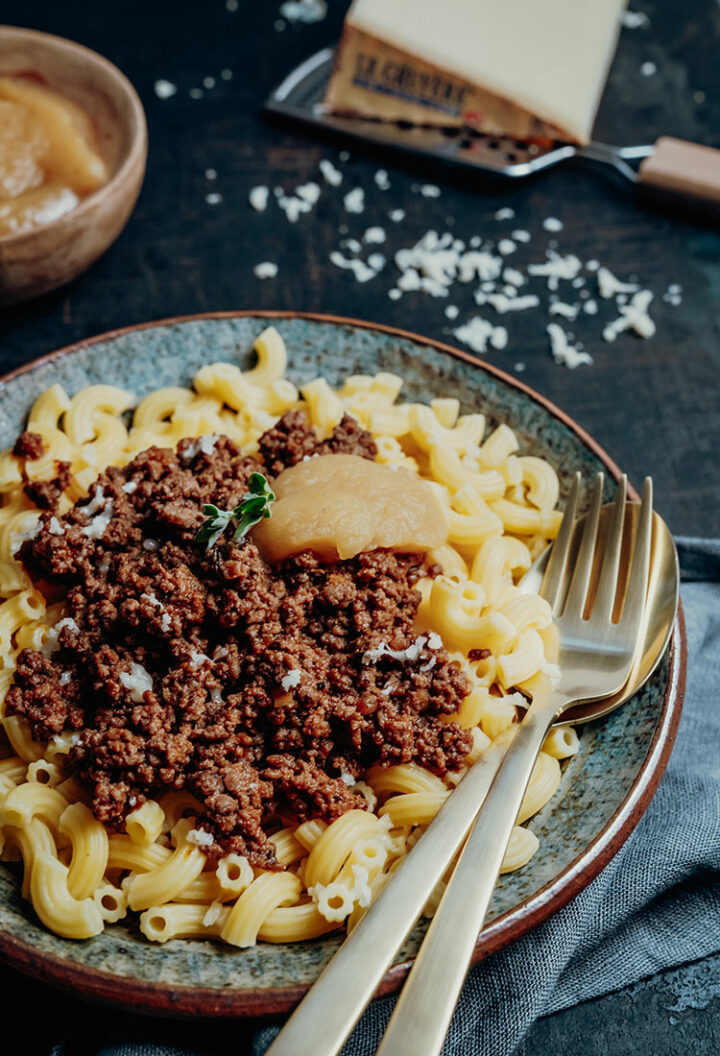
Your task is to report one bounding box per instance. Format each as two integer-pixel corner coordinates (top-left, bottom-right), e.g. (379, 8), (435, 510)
(29, 537), (720, 1056)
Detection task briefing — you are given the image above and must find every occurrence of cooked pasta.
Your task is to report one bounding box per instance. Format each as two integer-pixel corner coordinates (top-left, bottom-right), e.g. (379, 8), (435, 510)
(0, 325), (574, 947)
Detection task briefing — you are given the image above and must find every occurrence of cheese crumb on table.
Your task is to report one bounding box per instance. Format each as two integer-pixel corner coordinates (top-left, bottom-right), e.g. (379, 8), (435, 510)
(603, 290), (656, 341)
(547, 323), (593, 368)
(154, 80), (177, 100)
(319, 159), (343, 186)
(279, 0), (327, 23)
(254, 262), (278, 279)
(249, 186), (269, 212)
(363, 226), (386, 244)
(597, 266), (639, 299)
(621, 10), (650, 28)
(454, 317), (508, 354)
(343, 187), (365, 214)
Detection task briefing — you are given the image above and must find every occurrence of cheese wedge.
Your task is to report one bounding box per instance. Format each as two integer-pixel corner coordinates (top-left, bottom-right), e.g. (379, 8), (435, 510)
(325, 0), (627, 144)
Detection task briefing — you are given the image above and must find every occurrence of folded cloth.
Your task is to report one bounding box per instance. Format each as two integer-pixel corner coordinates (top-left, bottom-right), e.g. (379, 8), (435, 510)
(252, 536), (720, 1056)
(23, 537), (719, 1056)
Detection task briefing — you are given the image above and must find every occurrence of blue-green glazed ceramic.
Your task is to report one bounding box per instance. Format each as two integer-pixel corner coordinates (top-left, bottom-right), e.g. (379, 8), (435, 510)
(0, 313), (684, 1017)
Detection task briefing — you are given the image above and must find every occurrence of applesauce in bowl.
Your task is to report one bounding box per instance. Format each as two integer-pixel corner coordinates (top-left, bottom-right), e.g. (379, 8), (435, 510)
(0, 27), (147, 305)
(0, 74), (110, 237)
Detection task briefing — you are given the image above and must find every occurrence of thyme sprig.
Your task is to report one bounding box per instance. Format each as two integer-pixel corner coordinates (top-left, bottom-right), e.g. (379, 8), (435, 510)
(196, 472), (275, 550)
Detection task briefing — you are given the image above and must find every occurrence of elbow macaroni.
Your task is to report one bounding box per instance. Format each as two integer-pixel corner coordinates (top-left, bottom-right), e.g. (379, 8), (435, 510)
(0, 325), (574, 947)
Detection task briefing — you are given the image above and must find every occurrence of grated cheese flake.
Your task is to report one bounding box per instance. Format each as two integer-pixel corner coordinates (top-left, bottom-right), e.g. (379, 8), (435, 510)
(319, 159), (343, 186)
(119, 662), (153, 703)
(281, 669), (302, 691)
(547, 323), (593, 368)
(187, 827), (214, 848)
(249, 186), (270, 212)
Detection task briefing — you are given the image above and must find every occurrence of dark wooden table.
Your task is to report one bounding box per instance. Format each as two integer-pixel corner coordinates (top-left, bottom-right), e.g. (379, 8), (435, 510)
(1, 0), (719, 1053)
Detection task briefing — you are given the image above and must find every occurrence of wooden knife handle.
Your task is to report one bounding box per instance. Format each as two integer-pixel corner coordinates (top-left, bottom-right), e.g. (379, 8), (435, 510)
(639, 137), (720, 203)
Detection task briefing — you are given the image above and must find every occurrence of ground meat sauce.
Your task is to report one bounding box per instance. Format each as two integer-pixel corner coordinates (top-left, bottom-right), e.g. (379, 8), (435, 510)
(13, 430), (47, 460)
(8, 411), (471, 868)
(258, 409), (377, 476)
(24, 460), (73, 511)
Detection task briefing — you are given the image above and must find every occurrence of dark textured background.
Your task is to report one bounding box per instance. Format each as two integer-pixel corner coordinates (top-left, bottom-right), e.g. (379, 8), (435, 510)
(1, 0), (719, 1052)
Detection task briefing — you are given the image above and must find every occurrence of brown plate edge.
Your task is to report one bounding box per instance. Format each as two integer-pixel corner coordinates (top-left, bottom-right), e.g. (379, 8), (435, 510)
(0, 309), (686, 1019)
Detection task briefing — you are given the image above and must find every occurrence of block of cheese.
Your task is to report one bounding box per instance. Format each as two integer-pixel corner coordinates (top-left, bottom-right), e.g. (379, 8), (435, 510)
(324, 0), (627, 144)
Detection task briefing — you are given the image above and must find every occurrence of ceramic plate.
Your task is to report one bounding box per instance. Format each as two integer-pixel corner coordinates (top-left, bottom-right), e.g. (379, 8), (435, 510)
(0, 313), (685, 1017)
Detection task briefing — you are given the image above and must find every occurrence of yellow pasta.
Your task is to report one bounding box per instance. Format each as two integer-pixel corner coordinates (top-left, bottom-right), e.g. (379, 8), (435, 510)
(543, 725), (581, 760)
(125, 820), (207, 911)
(500, 826), (540, 874)
(59, 802), (109, 899)
(517, 752), (562, 824)
(0, 326), (574, 947)
(221, 872), (302, 948)
(126, 800), (165, 847)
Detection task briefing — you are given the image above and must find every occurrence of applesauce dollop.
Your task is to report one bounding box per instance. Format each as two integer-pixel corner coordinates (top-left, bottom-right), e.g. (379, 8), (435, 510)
(0, 76), (108, 238)
(252, 453), (448, 562)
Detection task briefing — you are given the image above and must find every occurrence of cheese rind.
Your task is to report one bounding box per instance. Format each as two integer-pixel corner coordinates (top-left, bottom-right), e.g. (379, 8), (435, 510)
(325, 0), (627, 144)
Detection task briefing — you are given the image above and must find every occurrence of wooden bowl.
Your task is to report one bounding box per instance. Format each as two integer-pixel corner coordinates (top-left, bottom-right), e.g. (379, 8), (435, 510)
(0, 26), (147, 306)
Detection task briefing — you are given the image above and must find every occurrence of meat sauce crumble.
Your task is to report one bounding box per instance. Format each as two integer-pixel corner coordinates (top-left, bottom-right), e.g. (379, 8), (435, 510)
(8, 410), (472, 868)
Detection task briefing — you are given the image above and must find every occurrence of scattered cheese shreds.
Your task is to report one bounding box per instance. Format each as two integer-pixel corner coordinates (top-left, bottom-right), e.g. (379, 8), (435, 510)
(279, 0), (327, 23)
(363, 635), (429, 664)
(249, 186), (269, 212)
(187, 828), (214, 848)
(622, 10), (650, 28)
(547, 323), (593, 368)
(603, 290), (656, 341)
(597, 267), (639, 299)
(454, 317), (508, 354)
(154, 80), (177, 100)
(319, 159), (343, 186)
(120, 663), (153, 703)
(242, 171), (675, 369)
(363, 226), (386, 244)
(281, 669), (302, 691)
(343, 187), (365, 214)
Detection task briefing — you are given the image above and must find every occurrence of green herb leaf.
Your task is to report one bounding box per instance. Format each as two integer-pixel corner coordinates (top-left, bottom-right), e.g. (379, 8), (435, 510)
(195, 473), (275, 550)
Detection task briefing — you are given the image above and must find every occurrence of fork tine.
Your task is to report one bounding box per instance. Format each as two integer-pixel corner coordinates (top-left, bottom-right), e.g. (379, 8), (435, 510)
(563, 473), (604, 617)
(620, 477), (653, 632)
(592, 475), (627, 621)
(541, 471), (581, 612)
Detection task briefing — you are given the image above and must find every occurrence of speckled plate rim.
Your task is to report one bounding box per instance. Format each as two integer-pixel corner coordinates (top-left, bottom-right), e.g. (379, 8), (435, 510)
(0, 310), (686, 1019)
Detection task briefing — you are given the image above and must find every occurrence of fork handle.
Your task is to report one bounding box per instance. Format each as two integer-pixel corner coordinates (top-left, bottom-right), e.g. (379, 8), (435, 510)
(265, 730), (517, 1056)
(375, 686), (562, 1056)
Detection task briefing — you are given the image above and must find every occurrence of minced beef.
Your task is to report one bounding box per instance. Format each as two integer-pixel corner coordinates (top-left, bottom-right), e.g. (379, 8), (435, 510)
(8, 414), (471, 868)
(13, 431), (47, 460)
(258, 409), (377, 477)
(24, 461), (73, 512)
